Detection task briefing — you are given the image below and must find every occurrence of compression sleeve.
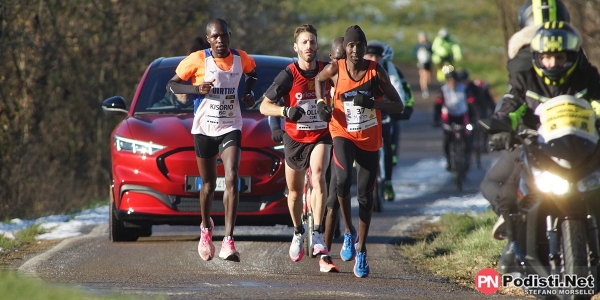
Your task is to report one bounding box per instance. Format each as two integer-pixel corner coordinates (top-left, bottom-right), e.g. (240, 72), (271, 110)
(166, 80), (199, 94)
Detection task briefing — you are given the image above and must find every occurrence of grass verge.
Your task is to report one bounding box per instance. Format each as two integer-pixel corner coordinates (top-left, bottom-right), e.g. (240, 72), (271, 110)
(400, 210), (600, 298)
(399, 209), (524, 296)
(0, 270), (139, 300)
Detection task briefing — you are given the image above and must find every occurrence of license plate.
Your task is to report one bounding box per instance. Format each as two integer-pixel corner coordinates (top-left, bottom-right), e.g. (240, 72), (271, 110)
(185, 176), (251, 193)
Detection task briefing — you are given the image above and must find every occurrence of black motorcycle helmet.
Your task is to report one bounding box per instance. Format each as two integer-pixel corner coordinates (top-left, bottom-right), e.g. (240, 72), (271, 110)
(518, 0), (570, 29)
(530, 21), (581, 85)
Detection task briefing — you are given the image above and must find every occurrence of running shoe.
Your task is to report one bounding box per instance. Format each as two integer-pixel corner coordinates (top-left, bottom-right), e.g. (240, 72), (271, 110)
(422, 90), (430, 99)
(289, 226), (306, 262)
(383, 181), (395, 202)
(219, 236), (240, 262)
(354, 251), (370, 278)
(198, 217), (215, 261)
(340, 230), (357, 261)
(319, 255), (340, 273)
(311, 231), (328, 256)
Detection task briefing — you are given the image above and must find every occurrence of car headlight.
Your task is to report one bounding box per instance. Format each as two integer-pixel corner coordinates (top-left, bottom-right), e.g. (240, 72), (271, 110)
(577, 170), (600, 192)
(114, 135), (166, 155)
(532, 167), (569, 195)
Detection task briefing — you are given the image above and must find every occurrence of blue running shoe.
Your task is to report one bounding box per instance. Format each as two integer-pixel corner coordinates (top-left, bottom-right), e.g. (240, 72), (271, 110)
(354, 251), (370, 278)
(340, 231), (357, 261)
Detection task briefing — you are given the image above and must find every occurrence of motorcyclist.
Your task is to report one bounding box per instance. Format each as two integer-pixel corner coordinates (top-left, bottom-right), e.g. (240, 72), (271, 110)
(488, 21), (600, 274)
(479, 0), (583, 270)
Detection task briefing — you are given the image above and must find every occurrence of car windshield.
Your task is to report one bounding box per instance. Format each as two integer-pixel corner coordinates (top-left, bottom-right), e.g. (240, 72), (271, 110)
(133, 62), (286, 114)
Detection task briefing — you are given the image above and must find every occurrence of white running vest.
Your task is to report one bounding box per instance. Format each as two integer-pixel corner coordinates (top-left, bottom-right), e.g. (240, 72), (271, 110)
(441, 83), (468, 116)
(191, 49), (244, 136)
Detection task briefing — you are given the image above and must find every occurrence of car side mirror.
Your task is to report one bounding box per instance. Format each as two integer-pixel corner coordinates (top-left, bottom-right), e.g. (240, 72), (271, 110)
(102, 96), (128, 116)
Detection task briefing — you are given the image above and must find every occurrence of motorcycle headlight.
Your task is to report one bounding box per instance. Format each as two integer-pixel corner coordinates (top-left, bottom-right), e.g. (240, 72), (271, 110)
(577, 170), (600, 192)
(114, 135), (166, 156)
(532, 167), (570, 195)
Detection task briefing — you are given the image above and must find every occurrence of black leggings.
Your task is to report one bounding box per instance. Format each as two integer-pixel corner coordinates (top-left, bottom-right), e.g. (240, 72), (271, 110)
(332, 137), (378, 212)
(480, 149), (520, 216)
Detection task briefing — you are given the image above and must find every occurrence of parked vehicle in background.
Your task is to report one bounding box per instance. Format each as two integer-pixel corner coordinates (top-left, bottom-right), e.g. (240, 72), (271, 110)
(102, 55), (294, 242)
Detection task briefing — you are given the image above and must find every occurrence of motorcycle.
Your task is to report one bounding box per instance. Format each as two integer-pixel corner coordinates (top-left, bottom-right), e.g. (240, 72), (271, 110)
(480, 95), (600, 299)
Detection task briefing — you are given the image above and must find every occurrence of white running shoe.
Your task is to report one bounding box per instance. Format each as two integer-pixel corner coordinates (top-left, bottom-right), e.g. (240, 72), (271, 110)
(311, 231), (328, 256)
(289, 226), (306, 262)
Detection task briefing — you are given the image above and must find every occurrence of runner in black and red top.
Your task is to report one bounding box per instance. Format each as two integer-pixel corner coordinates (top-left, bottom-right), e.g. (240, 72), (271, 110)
(314, 25), (404, 278)
(259, 24), (336, 272)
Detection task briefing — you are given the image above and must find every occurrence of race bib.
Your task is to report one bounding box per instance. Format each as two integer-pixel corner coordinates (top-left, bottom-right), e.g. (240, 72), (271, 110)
(296, 99), (327, 130)
(343, 101), (377, 132)
(205, 97), (236, 126)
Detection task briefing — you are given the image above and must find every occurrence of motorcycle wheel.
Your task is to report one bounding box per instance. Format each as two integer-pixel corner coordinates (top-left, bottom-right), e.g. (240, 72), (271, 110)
(560, 219), (589, 298)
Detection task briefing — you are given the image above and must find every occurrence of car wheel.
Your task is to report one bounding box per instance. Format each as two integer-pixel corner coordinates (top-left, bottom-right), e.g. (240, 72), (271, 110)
(109, 201), (139, 242)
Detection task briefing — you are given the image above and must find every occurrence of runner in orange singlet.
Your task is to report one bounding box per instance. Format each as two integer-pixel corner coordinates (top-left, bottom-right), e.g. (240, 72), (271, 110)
(314, 25), (403, 278)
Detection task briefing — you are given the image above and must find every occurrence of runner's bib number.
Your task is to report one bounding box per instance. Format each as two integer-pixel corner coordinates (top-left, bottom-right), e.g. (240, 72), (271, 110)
(343, 101), (377, 132)
(295, 99), (327, 130)
(205, 96), (236, 126)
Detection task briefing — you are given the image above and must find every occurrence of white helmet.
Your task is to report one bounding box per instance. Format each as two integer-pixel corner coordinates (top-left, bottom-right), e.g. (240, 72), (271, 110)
(438, 28), (448, 38)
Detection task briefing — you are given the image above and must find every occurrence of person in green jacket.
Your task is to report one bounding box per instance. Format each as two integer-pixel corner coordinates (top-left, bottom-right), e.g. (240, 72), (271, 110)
(431, 28), (462, 82)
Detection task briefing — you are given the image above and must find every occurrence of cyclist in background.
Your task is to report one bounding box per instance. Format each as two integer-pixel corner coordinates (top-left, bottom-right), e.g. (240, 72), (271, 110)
(431, 28), (462, 83)
(364, 40), (414, 202)
(433, 65), (475, 172)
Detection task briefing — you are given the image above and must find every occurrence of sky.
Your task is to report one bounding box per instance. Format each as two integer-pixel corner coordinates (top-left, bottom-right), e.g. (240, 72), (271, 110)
(0, 157), (491, 247)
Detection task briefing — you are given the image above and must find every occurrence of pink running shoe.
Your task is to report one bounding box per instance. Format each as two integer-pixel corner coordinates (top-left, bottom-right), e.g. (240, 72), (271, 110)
(198, 217), (215, 261)
(219, 236), (241, 262)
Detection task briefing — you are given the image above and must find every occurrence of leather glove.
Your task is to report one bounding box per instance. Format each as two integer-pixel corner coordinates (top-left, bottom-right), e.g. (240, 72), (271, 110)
(489, 132), (513, 151)
(283, 106), (305, 122)
(353, 94), (375, 109)
(271, 129), (284, 143)
(317, 101), (332, 122)
(399, 106), (413, 120)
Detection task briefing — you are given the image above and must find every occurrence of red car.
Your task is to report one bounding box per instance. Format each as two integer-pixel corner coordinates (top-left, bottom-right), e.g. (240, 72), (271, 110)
(102, 55), (293, 241)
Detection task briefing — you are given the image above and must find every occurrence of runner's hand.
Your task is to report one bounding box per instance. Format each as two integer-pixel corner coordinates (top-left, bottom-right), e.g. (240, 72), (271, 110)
(196, 79), (215, 95)
(271, 129), (284, 143)
(399, 106), (413, 120)
(242, 91), (255, 108)
(317, 101), (332, 122)
(354, 94), (375, 109)
(283, 106), (305, 122)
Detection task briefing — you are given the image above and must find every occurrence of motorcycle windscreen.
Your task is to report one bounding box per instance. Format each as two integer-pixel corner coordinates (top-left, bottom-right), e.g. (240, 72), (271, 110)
(535, 95), (599, 163)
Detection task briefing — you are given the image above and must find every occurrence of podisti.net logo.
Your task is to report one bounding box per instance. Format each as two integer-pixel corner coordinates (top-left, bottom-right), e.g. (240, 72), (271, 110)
(475, 268), (501, 294)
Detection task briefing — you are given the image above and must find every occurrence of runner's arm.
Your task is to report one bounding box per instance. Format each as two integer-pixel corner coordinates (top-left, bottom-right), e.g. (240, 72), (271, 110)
(373, 64), (403, 114)
(259, 69), (292, 117)
(315, 62), (339, 101)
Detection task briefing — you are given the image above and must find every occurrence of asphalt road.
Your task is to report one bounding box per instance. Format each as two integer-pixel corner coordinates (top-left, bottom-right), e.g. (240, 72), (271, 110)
(16, 64), (525, 300)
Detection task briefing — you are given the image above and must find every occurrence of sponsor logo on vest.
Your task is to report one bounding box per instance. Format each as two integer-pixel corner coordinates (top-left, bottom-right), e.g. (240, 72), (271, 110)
(211, 87), (236, 94)
(295, 91), (316, 100)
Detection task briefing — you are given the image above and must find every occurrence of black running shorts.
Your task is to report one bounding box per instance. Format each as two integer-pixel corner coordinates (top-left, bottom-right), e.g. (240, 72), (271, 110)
(283, 133), (332, 171)
(193, 130), (241, 158)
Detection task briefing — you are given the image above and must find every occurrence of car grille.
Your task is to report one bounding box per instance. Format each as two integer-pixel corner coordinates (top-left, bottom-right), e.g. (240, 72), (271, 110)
(171, 196), (263, 212)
